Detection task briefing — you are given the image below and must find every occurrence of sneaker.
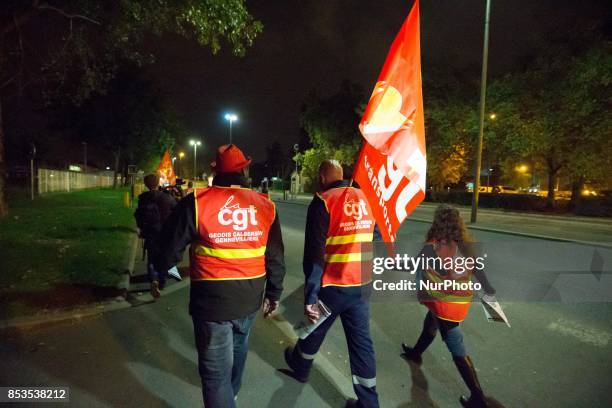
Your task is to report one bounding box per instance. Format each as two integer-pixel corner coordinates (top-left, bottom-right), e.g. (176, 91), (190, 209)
(150, 280), (161, 298)
(168, 266), (182, 281)
(284, 347), (309, 383)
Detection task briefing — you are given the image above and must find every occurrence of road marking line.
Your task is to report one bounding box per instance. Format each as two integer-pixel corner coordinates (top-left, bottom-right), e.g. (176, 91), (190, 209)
(547, 318), (612, 347)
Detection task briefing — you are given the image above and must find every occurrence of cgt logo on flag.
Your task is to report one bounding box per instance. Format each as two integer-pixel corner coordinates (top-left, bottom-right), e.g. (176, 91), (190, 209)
(354, 0), (426, 242)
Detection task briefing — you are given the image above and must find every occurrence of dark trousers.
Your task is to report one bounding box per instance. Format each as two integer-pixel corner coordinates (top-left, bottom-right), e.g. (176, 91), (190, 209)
(293, 287), (379, 408)
(145, 239), (166, 285)
(192, 312), (257, 408)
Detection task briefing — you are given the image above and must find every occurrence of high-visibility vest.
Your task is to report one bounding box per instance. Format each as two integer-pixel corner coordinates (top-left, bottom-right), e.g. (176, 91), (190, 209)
(190, 186), (275, 281)
(419, 241), (473, 322)
(319, 187), (375, 287)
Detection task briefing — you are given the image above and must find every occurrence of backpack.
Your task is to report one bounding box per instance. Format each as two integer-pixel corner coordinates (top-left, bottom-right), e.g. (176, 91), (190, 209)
(135, 192), (162, 239)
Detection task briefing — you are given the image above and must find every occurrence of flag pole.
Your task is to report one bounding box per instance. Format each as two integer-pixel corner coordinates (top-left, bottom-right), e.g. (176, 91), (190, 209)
(350, 143), (367, 187)
(470, 0), (492, 223)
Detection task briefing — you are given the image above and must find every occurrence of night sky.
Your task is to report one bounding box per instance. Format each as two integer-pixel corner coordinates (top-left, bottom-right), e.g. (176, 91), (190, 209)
(142, 0), (607, 165)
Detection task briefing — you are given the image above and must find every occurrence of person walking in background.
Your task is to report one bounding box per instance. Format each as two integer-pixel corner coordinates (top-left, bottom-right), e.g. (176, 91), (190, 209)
(283, 160), (379, 408)
(134, 173), (177, 298)
(402, 204), (497, 408)
(156, 144), (286, 408)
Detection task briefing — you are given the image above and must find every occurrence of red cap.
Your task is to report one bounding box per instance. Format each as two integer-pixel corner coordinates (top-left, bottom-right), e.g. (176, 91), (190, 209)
(211, 144), (252, 173)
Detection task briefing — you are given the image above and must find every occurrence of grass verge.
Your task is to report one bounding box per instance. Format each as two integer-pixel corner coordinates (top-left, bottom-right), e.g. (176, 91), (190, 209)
(0, 187), (135, 319)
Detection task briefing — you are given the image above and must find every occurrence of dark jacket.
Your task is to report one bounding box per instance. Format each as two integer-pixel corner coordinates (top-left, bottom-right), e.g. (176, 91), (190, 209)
(156, 173), (286, 321)
(134, 189), (177, 246)
(303, 179), (370, 304)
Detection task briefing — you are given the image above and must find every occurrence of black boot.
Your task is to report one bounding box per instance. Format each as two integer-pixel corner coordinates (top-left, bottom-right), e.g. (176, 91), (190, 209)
(284, 346), (309, 383)
(453, 356), (487, 408)
(401, 331), (436, 365)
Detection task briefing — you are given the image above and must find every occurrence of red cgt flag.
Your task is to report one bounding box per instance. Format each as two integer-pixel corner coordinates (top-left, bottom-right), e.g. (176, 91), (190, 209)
(156, 150), (177, 186)
(354, 0), (426, 242)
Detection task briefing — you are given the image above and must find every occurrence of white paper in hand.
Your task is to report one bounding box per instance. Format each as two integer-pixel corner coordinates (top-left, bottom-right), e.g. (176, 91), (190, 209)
(168, 266), (182, 281)
(481, 295), (511, 328)
(294, 300), (332, 339)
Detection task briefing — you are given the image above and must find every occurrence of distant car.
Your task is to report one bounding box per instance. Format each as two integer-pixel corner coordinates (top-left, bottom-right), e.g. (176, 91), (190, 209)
(527, 186), (540, 194)
(600, 190), (612, 199)
(492, 185), (519, 194)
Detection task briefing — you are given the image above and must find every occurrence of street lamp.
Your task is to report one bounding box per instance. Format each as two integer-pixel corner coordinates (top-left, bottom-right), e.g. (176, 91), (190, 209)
(172, 156), (177, 165)
(179, 152), (185, 160)
(189, 140), (202, 179)
(470, 0), (492, 223)
(489, 113), (497, 120)
(224, 113), (238, 144)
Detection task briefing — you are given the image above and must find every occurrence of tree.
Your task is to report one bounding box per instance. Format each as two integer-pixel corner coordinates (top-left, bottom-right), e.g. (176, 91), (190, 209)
(264, 141), (287, 179)
(558, 43), (612, 207)
(0, 0), (262, 216)
(297, 80), (365, 189)
(487, 37), (611, 207)
(422, 71), (476, 190)
(73, 68), (186, 185)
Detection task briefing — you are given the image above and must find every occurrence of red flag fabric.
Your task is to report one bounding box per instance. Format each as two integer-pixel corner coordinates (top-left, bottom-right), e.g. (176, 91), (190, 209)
(156, 150), (177, 186)
(354, 0), (426, 242)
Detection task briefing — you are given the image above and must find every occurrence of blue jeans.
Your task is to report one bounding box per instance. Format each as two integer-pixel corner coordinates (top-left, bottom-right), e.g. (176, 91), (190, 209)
(192, 312), (257, 408)
(422, 311), (467, 357)
(147, 261), (166, 286)
(145, 240), (166, 285)
(292, 287), (379, 407)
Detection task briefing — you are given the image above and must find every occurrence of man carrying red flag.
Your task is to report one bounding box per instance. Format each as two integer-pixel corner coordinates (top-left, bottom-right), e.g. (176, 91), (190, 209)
(283, 159), (379, 408)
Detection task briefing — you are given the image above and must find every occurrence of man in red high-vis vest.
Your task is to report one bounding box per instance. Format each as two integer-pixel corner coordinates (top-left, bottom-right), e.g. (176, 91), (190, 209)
(283, 160), (380, 408)
(156, 144), (285, 408)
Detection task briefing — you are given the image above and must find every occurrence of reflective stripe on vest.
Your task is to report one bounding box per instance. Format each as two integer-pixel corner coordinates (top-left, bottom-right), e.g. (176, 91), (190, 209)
(190, 186), (275, 281)
(194, 245), (267, 259)
(420, 241), (473, 322)
(319, 187), (375, 287)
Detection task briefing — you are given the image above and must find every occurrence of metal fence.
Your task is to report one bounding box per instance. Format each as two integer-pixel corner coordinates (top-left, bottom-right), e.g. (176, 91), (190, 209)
(37, 168), (115, 194)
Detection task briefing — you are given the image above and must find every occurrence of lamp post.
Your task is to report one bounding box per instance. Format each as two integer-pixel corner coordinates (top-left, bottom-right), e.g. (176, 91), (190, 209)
(178, 152), (185, 177)
(82, 142), (88, 173)
(470, 0), (492, 223)
(190, 140), (202, 179)
(224, 113), (238, 144)
(293, 143), (299, 174)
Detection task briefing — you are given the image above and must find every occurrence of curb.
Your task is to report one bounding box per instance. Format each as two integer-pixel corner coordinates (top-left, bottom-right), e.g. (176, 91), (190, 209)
(1, 233), (146, 331)
(117, 233), (140, 291)
(0, 299), (132, 331)
(0, 279), (191, 331)
(126, 278), (190, 305)
(273, 199), (612, 249)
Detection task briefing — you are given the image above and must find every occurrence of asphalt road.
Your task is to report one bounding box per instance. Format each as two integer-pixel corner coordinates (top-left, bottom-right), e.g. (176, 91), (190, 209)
(1, 201), (611, 407)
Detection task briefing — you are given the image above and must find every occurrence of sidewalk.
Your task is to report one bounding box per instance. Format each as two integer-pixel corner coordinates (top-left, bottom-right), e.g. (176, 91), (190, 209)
(270, 192), (612, 246)
(125, 239), (190, 305)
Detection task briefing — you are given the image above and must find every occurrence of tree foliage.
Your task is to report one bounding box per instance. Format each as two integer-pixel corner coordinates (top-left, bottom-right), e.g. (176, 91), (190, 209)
(297, 81), (364, 189)
(0, 0), (262, 215)
(486, 37), (611, 205)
